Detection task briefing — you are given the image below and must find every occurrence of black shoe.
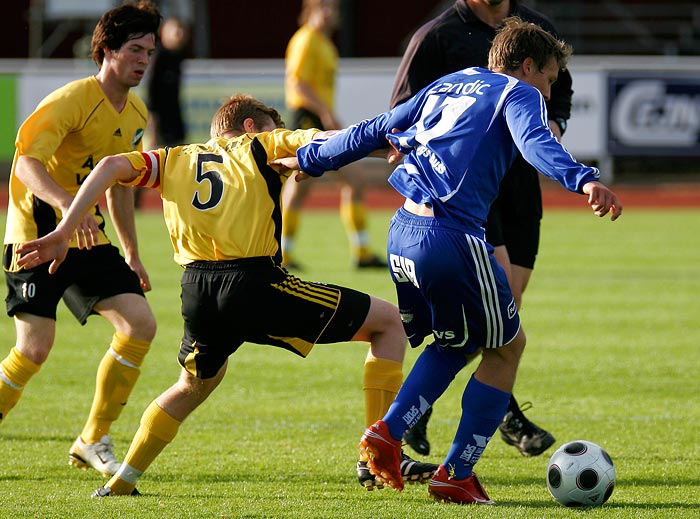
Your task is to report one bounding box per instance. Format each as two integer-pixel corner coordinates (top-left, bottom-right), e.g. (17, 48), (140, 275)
(356, 459), (384, 490)
(403, 406), (432, 456)
(355, 254), (386, 269)
(91, 486), (141, 497)
(356, 451), (438, 490)
(499, 401), (555, 457)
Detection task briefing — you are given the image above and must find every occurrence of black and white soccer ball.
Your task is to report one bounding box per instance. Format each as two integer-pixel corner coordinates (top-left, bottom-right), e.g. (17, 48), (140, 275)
(546, 440), (616, 507)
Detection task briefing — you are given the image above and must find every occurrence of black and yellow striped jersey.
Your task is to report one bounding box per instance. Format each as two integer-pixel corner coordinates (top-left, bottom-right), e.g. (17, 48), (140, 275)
(121, 129), (318, 265)
(4, 76), (148, 247)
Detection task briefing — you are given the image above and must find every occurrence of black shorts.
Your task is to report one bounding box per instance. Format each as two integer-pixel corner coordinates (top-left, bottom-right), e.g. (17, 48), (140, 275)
(290, 108), (324, 131)
(3, 243), (145, 324)
(485, 154), (543, 269)
(178, 257), (371, 378)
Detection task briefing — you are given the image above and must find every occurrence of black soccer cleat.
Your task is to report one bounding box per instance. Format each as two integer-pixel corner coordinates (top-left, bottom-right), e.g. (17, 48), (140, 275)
(91, 486), (141, 497)
(403, 406), (432, 456)
(357, 451), (438, 491)
(499, 401), (555, 457)
(355, 254), (387, 269)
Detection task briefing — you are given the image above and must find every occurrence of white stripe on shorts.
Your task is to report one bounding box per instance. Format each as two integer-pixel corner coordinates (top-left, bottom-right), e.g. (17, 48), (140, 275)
(464, 234), (503, 348)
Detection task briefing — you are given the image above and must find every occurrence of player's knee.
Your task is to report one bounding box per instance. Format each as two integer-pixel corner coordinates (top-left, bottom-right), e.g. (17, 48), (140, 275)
(497, 328), (527, 364)
(126, 305), (157, 342)
(368, 297), (405, 336)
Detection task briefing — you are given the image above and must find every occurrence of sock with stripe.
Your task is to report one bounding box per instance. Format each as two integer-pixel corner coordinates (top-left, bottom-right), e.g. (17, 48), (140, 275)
(383, 342), (468, 440)
(443, 375), (511, 480)
(340, 201), (373, 261)
(0, 347), (42, 424)
(281, 207), (300, 264)
(105, 400), (181, 495)
(81, 332), (150, 443)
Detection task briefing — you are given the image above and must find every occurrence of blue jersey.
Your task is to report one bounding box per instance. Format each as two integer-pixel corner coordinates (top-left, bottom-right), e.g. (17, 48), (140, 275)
(297, 67), (599, 236)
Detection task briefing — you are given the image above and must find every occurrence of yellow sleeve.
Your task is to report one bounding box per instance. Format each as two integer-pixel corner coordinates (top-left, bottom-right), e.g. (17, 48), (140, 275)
(259, 128), (319, 161)
(15, 90), (81, 164)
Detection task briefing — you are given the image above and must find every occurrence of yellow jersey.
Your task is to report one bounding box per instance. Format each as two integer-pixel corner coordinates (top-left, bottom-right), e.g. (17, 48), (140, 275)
(121, 129), (318, 266)
(285, 24), (338, 111)
(4, 75), (148, 247)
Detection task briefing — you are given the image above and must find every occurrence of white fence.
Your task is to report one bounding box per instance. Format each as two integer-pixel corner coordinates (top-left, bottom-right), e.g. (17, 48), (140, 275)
(4, 55), (700, 180)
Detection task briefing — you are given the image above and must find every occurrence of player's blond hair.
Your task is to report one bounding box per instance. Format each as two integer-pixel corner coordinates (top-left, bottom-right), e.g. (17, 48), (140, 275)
(488, 17), (571, 73)
(210, 94), (285, 138)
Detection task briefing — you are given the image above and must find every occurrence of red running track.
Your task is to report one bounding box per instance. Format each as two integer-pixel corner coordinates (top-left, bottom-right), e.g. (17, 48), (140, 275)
(1, 182), (700, 212)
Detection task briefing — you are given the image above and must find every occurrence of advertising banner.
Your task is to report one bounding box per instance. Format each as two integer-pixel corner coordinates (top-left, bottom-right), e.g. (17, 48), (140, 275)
(608, 72), (700, 156)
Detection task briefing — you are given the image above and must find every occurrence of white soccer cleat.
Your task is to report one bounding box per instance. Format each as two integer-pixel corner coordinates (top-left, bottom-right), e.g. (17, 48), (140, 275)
(69, 435), (121, 477)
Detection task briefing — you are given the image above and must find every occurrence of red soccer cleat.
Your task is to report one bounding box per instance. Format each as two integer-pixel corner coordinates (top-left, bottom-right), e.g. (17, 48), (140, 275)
(428, 465), (495, 505)
(358, 420), (404, 491)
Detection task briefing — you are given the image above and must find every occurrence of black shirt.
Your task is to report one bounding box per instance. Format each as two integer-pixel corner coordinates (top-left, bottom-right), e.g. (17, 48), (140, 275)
(390, 0), (572, 124)
(147, 46), (186, 145)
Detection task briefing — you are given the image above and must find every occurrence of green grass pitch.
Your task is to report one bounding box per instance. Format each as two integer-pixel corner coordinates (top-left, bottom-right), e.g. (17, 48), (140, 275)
(0, 207), (698, 518)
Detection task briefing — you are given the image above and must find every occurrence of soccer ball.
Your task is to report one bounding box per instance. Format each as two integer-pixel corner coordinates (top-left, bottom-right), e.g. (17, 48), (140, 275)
(546, 440), (616, 507)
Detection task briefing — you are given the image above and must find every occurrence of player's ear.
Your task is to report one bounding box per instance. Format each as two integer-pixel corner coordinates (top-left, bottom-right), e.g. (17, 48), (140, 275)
(521, 57), (535, 76)
(242, 118), (256, 133)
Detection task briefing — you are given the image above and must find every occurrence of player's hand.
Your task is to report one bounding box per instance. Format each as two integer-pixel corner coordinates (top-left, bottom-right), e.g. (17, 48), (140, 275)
(125, 255), (152, 292)
(270, 156), (300, 171)
(270, 157), (311, 181)
(583, 181), (623, 221)
(74, 213), (101, 249)
(386, 128), (405, 164)
(16, 230), (70, 274)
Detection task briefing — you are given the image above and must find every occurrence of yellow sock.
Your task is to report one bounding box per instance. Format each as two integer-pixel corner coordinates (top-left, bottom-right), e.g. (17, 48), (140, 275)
(105, 400), (181, 495)
(81, 332), (150, 443)
(282, 208), (300, 263)
(340, 201), (373, 260)
(363, 356), (403, 428)
(0, 347), (41, 423)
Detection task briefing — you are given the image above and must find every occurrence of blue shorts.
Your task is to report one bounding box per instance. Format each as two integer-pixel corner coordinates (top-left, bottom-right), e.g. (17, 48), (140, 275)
(387, 208), (520, 353)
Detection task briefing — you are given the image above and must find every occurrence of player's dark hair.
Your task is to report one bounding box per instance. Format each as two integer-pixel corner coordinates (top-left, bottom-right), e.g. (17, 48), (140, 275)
(91, 1), (162, 66)
(488, 17), (571, 72)
(210, 94), (285, 138)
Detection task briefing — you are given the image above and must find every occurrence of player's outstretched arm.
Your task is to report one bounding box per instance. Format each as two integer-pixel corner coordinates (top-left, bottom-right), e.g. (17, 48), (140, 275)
(17, 155), (140, 273)
(582, 181), (623, 221)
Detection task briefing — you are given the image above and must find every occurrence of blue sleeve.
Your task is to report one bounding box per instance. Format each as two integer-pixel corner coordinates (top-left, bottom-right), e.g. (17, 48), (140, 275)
(297, 98), (421, 177)
(505, 86), (599, 193)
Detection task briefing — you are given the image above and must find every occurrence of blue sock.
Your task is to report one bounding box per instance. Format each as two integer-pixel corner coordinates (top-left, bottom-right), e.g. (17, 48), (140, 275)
(443, 375), (511, 480)
(383, 342), (468, 440)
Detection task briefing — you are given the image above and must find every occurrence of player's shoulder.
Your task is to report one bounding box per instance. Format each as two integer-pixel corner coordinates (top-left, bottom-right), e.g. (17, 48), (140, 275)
(288, 24), (316, 46)
(127, 91), (149, 122)
(40, 76), (94, 105)
(31, 77), (102, 122)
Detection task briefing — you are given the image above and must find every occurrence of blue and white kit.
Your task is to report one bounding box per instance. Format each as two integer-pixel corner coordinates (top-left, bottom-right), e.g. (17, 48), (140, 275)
(297, 66), (599, 351)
